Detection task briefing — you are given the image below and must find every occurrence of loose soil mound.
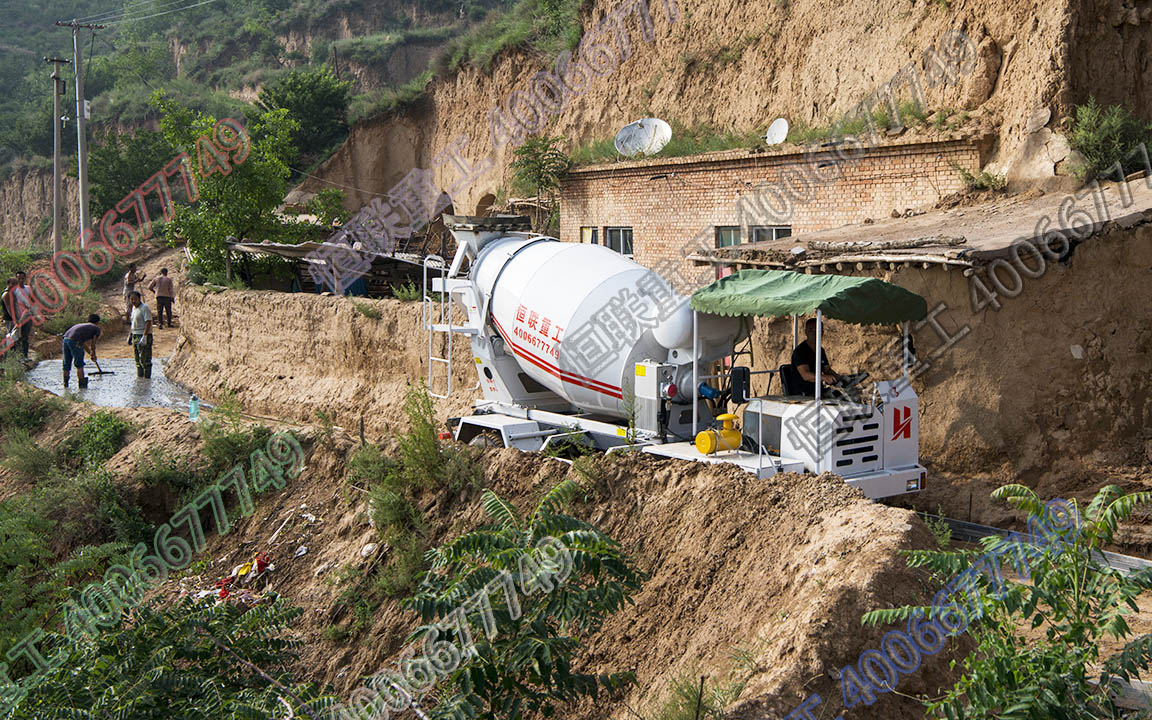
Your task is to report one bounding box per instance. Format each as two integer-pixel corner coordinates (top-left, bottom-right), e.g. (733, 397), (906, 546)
(172, 434), (961, 719)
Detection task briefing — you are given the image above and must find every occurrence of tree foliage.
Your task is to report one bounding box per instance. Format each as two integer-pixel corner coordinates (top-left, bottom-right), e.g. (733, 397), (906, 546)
(509, 135), (570, 231)
(89, 129), (178, 220)
(405, 478), (644, 719)
(152, 91), (298, 281)
(256, 65), (352, 159)
(864, 484), (1152, 719)
(7, 594), (338, 719)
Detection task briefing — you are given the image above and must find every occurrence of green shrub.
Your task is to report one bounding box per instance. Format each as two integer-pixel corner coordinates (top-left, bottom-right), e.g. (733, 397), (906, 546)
(405, 479), (644, 717)
(10, 594), (336, 717)
(372, 531), (426, 597)
(347, 443), (397, 487)
(1069, 97), (1152, 180)
(1, 428), (55, 480)
(79, 466), (152, 545)
(133, 446), (201, 498)
(864, 484), (1152, 719)
(199, 396), (273, 478)
(391, 279), (421, 301)
(61, 411), (133, 469)
(951, 161), (1007, 191)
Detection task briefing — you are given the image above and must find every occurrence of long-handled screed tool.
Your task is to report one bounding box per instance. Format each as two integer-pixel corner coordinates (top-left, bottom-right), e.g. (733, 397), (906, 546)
(90, 357), (114, 375)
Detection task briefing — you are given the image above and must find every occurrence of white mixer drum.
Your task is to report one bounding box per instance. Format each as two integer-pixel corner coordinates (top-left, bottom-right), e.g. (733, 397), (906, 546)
(473, 237), (671, 416)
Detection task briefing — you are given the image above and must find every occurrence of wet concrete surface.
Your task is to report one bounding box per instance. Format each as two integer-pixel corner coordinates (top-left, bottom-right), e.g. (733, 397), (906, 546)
(27, 358), (200, 411)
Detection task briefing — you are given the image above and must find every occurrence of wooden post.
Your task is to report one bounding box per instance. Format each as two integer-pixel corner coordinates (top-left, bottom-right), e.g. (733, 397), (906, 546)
(225, 246), (233, 282)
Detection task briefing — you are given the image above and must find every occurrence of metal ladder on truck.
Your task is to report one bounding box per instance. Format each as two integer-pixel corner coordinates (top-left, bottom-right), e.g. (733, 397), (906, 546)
(423, 255), (482, 399)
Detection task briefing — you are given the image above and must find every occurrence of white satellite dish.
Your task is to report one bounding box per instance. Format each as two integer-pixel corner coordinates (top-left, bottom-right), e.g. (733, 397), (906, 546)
(614, 118), (672, 157)
(765, 117), (789, 145)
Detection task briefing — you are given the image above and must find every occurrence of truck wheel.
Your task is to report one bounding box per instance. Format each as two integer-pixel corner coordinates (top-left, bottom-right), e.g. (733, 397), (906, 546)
(468, 430), (502, 448)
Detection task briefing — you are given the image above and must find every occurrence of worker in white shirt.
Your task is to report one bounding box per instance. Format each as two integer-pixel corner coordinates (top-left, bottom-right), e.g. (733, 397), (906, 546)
(128, 291), (153, 379)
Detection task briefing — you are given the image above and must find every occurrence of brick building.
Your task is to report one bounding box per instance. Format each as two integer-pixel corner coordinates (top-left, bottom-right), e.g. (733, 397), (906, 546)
(558, 135), (982, 290)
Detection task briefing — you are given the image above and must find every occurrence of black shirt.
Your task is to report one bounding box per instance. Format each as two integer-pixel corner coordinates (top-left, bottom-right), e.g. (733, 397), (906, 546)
(790, 341), (830, 396)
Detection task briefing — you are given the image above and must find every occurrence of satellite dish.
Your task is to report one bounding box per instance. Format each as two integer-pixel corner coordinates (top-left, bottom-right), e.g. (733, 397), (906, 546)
(614, 118), (672, 157)
(765, 118), (789, 145)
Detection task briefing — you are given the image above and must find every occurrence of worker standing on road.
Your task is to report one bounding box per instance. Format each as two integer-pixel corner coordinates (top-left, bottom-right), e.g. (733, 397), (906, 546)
(12, 271), (34, 359)
(147, 268), (175, 329)
(62, 314), (102, 389)
(123, 263), (146, 321)
(1, 278), (15, 343)
(128, 291), (153, 379)
(791, 318), (841, 396)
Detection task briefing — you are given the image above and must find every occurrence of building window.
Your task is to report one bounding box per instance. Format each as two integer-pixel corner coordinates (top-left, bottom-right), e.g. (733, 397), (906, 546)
(604, 227), (633, 257)
(715, 226), (741, 248)
(751, 226), (793, 243)
(580, 227), (598, 244)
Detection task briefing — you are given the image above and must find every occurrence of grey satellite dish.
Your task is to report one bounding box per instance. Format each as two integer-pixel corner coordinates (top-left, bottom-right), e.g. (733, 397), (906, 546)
(765, 118), (789, 145)
(614, 118), (672, 157)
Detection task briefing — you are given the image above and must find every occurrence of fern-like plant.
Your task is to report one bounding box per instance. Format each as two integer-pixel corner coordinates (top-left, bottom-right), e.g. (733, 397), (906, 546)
(7, 594), (337, 719)
(863, 483), (1152, 720)
(403, 479), (644, 719)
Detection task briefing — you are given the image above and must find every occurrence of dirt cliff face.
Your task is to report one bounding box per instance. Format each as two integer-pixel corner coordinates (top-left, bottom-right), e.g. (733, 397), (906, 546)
(165, 290), (477, 434)
(0, 168), (79, 249)
(303, 0), (1096, 211)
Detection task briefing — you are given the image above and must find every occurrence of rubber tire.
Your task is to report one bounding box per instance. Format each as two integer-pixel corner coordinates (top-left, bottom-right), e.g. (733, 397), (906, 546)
(468, 430), (502, 448)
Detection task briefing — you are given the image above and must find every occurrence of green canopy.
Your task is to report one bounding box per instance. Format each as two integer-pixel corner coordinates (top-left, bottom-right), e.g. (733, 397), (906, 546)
(689, 269), (928, 324)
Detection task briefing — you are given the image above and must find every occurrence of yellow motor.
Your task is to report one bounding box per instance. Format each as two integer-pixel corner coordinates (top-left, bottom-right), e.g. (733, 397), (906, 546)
(695, 413), (743, 455)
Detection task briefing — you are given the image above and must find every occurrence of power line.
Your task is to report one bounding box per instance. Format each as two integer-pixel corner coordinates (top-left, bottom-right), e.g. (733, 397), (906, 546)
(287, 166), (386, 197)
(102, 0), (225, 25)
(76, 0), (207, 24)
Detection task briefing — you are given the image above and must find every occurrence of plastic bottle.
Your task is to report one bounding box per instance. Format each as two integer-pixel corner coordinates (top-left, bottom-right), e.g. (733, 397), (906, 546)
(189, 394), (200, 422)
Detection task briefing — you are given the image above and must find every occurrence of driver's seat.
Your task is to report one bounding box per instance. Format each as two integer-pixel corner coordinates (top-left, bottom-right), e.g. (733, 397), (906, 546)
(779, 363), (801, 396)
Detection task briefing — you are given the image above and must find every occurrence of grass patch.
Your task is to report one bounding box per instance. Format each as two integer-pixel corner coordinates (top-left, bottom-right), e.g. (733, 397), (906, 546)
(570, 120), (765, 166)
(352, 301), (382, 320)
(434, 0), (585, 74)
(347, 71), (433, 125)
(0, 380), (63, 434)
(40, 289), (104, 336)
(1, 428), (56, 480)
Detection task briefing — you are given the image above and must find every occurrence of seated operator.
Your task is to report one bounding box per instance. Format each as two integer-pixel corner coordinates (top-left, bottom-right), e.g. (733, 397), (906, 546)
(790, 318), (841, 397)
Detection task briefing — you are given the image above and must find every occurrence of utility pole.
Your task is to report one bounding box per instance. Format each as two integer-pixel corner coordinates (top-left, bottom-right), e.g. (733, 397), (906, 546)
(44, 56), (71, 254)
(56, 20), (102, 248)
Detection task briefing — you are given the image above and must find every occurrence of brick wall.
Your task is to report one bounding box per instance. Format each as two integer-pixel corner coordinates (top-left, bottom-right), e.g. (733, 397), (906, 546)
(559, 137), (980, 291)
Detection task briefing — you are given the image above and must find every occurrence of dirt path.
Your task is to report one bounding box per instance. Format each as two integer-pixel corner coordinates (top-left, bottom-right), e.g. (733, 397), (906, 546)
(92, 246), (186, 361)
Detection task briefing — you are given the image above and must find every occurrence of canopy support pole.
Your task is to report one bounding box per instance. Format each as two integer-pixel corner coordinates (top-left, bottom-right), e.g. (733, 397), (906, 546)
(792, 315), (798, 349)
(815, 310), (823, 473)
(902, 321), (910, 384)
(692, 309), (699, 436)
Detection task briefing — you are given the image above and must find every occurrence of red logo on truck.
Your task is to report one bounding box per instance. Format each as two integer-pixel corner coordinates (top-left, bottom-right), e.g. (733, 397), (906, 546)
(892, 406), (912, 440)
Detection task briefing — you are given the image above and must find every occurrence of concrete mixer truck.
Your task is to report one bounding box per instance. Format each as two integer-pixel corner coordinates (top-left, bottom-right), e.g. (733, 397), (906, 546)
(425, 215), (926, 500)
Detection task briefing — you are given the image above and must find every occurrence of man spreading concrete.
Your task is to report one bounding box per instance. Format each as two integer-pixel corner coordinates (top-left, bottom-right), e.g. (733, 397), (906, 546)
(147, 267), (175, 328)
(62, 314), (102, 389)
(128, 291), (153, 378)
